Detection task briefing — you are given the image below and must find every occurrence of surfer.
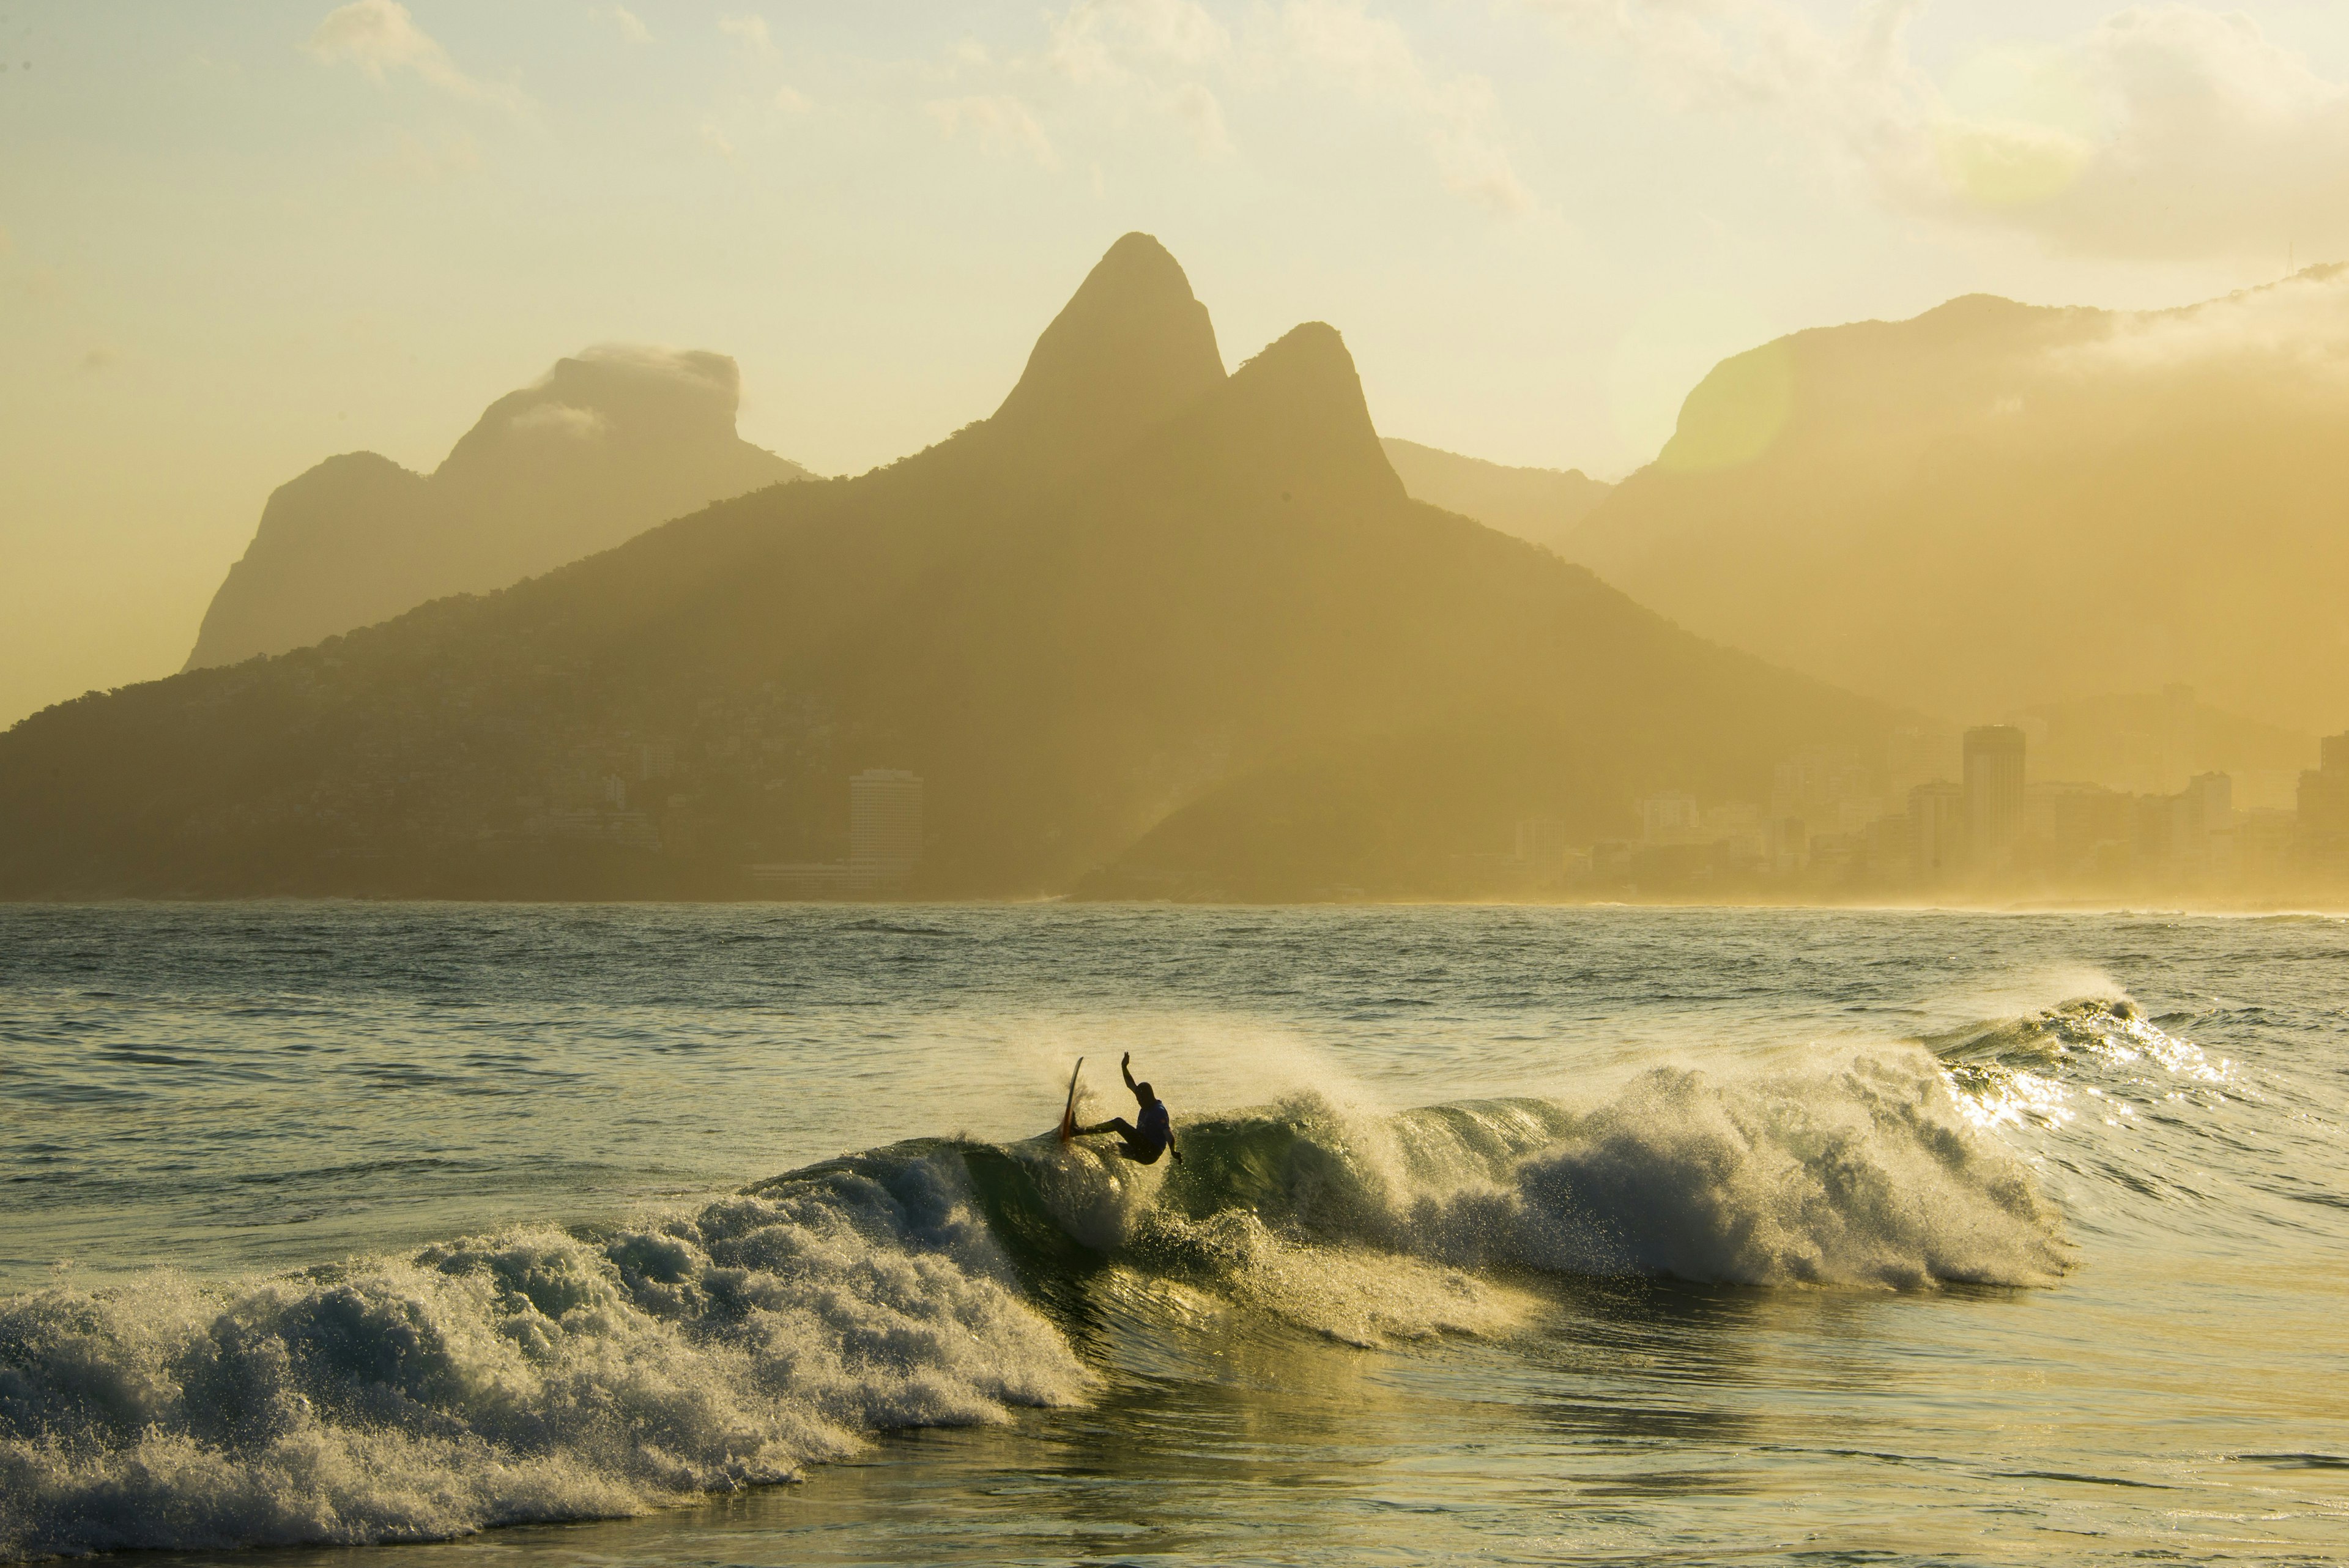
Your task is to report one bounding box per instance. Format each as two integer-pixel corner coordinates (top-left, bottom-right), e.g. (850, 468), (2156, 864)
(1073, 1052), (1181, 1165)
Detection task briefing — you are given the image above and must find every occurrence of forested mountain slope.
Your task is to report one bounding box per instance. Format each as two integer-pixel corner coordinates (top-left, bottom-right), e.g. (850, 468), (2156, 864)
(2, 235), (1885, 899)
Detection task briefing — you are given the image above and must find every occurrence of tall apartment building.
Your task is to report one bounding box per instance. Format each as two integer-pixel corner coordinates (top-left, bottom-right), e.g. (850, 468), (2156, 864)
(1910, 781), (1965, 882)
(848, 769), (924, 885)
(2023, 781), (2132, 876)
(2182, 771), (2234, 869)
(2299, 734), (2349, 869)
(1513, 817), (1570, 879)
(1962, 726), (2027, 872)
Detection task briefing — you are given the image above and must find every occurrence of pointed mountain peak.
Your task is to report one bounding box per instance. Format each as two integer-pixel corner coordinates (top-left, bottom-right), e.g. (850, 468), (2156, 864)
(1134, 320), (1403, 509)
(1086, 231), (1199, 304)
(985, 232), (1226, 464)
(1229, 322), (1359, 401)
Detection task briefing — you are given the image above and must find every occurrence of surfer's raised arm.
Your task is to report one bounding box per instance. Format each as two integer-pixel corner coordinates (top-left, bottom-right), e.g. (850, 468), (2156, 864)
(1121, 1051), (1140, 1098)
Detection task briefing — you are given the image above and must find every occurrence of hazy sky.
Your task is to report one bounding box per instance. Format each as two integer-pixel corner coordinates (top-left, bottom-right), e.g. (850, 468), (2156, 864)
(5, 0), (2348, 729)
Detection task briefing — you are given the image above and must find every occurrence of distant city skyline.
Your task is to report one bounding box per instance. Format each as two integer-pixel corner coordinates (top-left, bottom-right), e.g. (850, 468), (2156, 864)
(1582, 718), (2349, 901)
(1578, 719), (2349, 902)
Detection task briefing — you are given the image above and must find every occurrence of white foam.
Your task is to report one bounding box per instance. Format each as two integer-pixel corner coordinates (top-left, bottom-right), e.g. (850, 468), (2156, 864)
(0, 1051), (2077, 1559)
(0, 1151), (1088, 1561)
(1015, 1136), (1170, 1253)
(1471, 1052), (2071, 1288)
(1166, 1054), (2070, 1295)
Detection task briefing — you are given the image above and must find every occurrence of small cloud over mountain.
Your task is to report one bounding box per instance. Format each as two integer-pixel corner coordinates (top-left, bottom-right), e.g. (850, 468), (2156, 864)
(508, 403), (609, 439)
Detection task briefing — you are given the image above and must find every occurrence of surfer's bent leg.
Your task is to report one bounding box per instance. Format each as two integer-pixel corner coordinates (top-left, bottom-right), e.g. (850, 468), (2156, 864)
(1075, 1117), (1165, 1164)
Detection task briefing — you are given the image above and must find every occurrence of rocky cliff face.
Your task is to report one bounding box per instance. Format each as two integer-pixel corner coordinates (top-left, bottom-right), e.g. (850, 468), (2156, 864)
(185, 347), (811, 670)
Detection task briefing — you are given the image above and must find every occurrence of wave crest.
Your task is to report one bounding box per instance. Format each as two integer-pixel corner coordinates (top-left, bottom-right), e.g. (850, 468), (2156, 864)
(0, 1051), (2071, 1561)
(1475, 1055), (2069, 1288)
(1011, 1052), (2068, 1298)
(0, 1150), (1087, 1561)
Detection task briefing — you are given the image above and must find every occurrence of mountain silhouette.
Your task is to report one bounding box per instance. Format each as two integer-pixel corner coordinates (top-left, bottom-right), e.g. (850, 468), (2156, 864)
(184, 347), (811, 670)
(1381, 438), (1611, 559)
(1570, 270), (2349, 734)
(1, 234), (1885, 900)
(984, 229), (1226, 469)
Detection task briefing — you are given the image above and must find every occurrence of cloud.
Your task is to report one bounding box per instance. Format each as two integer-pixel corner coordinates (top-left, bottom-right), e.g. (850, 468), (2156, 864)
(1952, 6), (2349, 258)
(927, 95), (1061, 169)
(1282, 0), (1535, 215)
(598, 4), (651, 45)
(2057, 266), (2349, 384)
(1033, 0), (1531, 209)
(1166, 80), (1231, 155)
(1048, 0), (1231, 84)
(1042, 0), (1238, 159)
(719, 14), (778, 59)
(1526, 0), (2349, 260)
(305, 0), (532, 116)
(577, 343), (741, 392)
(1522, 0), (1928, 166)
(700, 121), (736, 158)
(713, 13), (813, 124)
(510, 403), (611, 438)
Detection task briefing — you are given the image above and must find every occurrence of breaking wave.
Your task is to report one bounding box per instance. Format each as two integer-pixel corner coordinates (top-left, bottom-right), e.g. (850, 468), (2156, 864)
(0, 1043), (2071, 1561)
(0, 1154), (1085, 1561)
(1929, 995), (2236, 1134)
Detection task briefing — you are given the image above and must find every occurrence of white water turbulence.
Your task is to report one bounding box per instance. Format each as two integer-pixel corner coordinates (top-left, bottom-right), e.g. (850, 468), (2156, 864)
(0, 1052), (2057, 1560)
(0, 1154), (1088, 1559)
(4, 905), (2345, 1566)
(1434, 1052), (2071, 1289)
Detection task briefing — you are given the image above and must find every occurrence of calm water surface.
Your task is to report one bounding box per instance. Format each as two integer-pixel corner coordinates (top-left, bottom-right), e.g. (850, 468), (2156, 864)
(1, 904), (2344, 1564)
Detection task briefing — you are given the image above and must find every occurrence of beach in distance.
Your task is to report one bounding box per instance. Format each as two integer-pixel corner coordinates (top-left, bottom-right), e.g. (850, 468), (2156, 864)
(3, 901), (2345, 1565)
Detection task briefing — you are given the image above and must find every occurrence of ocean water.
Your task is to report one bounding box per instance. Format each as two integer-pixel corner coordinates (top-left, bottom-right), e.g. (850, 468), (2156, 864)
(1, 903), (2344, 1566)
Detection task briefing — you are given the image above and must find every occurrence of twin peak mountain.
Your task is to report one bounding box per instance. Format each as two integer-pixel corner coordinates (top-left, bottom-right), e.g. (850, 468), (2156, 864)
(0, 234), (1877, 899)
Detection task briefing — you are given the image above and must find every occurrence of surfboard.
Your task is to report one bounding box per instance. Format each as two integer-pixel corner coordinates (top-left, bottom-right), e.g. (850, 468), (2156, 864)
(1058, 1057), (1083, 1144)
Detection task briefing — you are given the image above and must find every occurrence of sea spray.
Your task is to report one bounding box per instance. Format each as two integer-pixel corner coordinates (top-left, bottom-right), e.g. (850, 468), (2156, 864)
(1, 1046), (2076, 1561)
(1006, 1046), (2069, 1305)
(1931, 995), (2232, 1087)
(1476, 1052), (2071, 1287)
(992, 1116), (1535, 1345)
(0, 1150), (1088, 1561)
